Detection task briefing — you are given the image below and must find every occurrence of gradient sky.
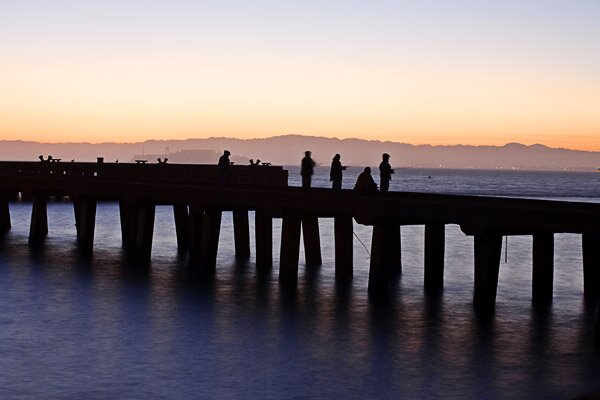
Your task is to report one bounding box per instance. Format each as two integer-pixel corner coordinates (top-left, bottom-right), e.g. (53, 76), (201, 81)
(1, 1), (599, 149)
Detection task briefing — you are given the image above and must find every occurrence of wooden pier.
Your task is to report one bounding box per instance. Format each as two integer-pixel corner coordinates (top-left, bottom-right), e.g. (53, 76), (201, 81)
(0, 161), (599, 309)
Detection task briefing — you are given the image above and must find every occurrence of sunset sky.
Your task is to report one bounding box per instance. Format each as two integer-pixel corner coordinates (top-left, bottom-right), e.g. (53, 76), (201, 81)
(1, 1), (599, 150)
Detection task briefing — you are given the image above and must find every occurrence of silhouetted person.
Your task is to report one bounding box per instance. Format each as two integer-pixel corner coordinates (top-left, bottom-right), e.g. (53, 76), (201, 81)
(157, 157), (168, 164)
(218, 150), (231, 186)
(354, 167), (377, 194)
(329, 153), (346, 190)
(379, 153), (394, 192)
(301, 151), (316, 189)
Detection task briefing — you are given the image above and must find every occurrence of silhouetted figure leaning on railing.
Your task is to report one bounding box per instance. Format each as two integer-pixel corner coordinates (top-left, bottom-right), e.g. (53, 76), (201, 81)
(157, 158), (168, 164)
(301, 150), (316, 189)
(330, 153), (346, 190)
(38, 155), (53, 163)
(379, 153), (394, 192)
(354, 167), (378, 195)
(218, 150), (231, 186)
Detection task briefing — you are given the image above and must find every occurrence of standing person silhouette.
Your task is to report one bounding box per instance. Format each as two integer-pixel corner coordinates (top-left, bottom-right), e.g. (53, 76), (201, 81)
(379, 153), (394, 192)
(301, 151), (316, 189)
(329, 154), (346, 190)
(217, 150), (231, 186)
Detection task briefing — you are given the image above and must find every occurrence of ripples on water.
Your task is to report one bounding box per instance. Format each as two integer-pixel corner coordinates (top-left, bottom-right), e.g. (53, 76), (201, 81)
(0, 169), (599, 399)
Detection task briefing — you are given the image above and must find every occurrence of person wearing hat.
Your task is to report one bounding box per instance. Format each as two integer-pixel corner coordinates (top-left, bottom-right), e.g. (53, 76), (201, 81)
(218, 150), (231, 186)
(379, 153), (394, 192)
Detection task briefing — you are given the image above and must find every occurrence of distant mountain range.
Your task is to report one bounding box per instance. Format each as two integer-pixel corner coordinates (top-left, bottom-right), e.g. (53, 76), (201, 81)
(0, 135), (599, 170)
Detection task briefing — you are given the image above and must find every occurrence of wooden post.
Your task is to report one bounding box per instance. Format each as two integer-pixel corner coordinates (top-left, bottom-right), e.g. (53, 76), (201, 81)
(197, 209), (222, 273)
(188, 205), (204, 264)
(233, 209), (251, 261)
(582, 233), (600, 299)
(334, 216), (353, 280)
(173, 203), (190, 252)
(0, 192), (10, 234)
(135, 203), (156, 264)
(255, 210), (272, 270)
(74, 197), (97, 254)
(473, 231), (503, 309)
(119, 198), (138, 249)
(369, 222), (401, 297)
(424, 223), (445, 294)
(279, 213), (301, 285)
(29, 195), (48, 245)
(532, 233), (554, 305)
(302, 216), (322, 267)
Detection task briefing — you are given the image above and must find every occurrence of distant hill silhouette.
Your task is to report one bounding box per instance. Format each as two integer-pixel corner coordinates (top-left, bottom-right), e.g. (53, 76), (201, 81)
(0, 135), (598, 170)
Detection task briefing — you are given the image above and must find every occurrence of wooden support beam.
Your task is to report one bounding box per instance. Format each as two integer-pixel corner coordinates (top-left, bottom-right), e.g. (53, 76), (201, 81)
(119, 198), (138, 249)
(369, 222), (401, 297)
(187, 206), (204, 264)
(233, 209), (251, 261)
(279, 213), (301, 285)
(424, 223), (445, 294)
(302, 216), (322, 267)
(473, 231), (503, 309)
(173, 203), (190, 252)
(255, 210), (273, 270)
(0, 192), (11, 234)
(197, 209), (222, 273)
(532, 233), (554, 305)
(135, 203), (156, 264)
(582, 233), (600, 299)
(334, 216), (353, 280)
(28, 195), (48, 245)
(73, 197), (97, 254)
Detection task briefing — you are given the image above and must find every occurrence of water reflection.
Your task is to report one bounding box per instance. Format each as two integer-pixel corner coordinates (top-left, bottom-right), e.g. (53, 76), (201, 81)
(0, 204), (599, 399)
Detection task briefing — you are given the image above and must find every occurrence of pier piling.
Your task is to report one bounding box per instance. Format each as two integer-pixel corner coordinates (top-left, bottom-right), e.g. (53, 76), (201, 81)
(187, 205), (205, 264)
(233, 210), (251, 261)
(73, 197), (97, 253)
(473, 231), (503, 309)
(197, 209), (222, 273)
(119, 199), (138, 249)
(0, 193), (10, 233)
(135, 203), (156, 264)
(302, 216), (322, 267)
(29, 195), (48, 245)
(334, 216), (353, 280)
(255, 210), (272, 270)
(369, 222), (401, 297)
(532, 233), (554, 305)
(173, 204), (190, 252)
(583, 233), (600, 299)
(424, 223), (445, 294)
(279, 213), (301, 284)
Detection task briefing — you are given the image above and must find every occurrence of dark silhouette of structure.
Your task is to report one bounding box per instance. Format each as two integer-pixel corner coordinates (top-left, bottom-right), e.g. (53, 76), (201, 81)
(217, 150), (231, 186)
(0, 160), (599, 311)
(157, 158), (168, 164)
(300, 151), (316, 189)
(330, 154), (346, 190)
(353, 167), (377, 194)
(379, 153), (394, 192)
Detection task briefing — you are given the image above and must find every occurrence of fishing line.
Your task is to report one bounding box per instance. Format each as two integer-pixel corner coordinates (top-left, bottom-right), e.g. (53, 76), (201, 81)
(353, 231), (370, 257)
(505, 235), (508, 263)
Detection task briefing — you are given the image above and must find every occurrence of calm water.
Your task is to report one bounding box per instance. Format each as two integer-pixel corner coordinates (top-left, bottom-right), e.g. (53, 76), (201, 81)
(0, 168), (599, 399)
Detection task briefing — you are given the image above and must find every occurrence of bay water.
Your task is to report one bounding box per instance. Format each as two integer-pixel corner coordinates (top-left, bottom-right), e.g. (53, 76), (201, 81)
(0, 167), (599, 399)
